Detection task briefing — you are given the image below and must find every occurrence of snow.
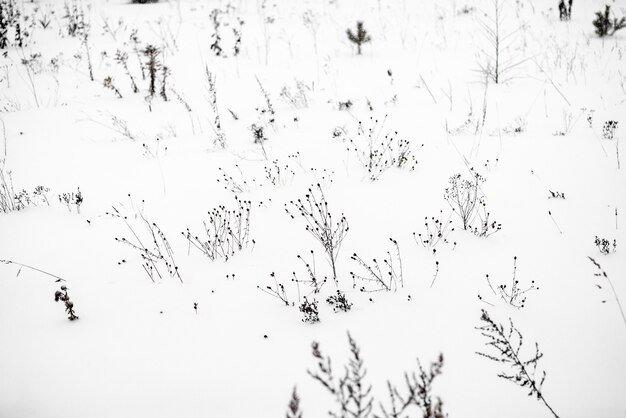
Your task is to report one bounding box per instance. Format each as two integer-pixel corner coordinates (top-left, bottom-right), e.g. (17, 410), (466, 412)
(0, 0), (625, 417)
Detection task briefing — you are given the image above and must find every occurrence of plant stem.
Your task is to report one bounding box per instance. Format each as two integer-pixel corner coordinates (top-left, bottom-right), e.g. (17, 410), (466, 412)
(0, 259), (65, 281)
(538, 394), (560, 418)
(606, 271), (626, 329)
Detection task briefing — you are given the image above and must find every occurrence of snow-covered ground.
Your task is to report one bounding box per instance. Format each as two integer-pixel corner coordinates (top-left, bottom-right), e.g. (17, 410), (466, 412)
(0, 0), (625, 416)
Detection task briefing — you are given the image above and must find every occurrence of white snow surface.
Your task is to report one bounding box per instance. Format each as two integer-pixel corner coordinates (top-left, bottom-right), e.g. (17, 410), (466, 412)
(1, 0), (625, 417)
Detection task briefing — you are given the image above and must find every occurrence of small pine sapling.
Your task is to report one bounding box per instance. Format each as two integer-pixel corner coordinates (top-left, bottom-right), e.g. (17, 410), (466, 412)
(54, 285), (79, 321)
(347, 21), (371, 55)
(593, 5), (626, 37)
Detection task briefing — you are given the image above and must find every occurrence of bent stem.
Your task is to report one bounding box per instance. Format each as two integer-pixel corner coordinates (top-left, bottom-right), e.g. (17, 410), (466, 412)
(0, 259), (65, 281)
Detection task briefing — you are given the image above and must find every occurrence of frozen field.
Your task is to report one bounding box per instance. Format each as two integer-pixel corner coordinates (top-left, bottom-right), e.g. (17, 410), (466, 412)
(0, 0), (625, 417)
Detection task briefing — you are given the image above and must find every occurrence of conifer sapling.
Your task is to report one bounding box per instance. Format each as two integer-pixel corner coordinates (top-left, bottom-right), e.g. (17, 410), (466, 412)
(593, 5), (626, 37)
(347, 21), (371, 55)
